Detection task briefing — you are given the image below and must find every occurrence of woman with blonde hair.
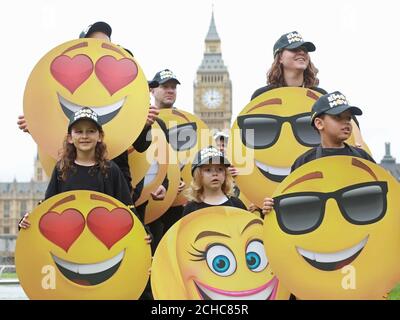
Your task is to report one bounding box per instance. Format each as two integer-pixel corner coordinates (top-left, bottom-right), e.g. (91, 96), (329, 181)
(183, 146), (247, 216)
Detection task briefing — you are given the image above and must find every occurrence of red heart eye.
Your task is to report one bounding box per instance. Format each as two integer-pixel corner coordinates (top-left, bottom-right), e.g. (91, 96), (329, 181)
(39, 209), (86, 252)
(50, 54), (94, 93)
(87, 207), (133, 249)
(95, 55), (138, 95)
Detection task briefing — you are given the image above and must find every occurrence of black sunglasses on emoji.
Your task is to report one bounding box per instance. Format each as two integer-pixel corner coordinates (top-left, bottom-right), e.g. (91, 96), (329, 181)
(273, 181), (388, 235)
(237, 113), (320, 149)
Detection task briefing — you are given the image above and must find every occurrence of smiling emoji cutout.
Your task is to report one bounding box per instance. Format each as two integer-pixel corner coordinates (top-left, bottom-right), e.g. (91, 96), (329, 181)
(142, 155), (181, 225)
(263, 156), (400, 299)
(128, 122), (169, 207)
(24, 39), (149, 160)
(15, 190), (151, 299)
(229, 87), (371, 208)
(127, 123), (181, 224)
(151, 206), (290, 300)
(157, 109), (211, 206)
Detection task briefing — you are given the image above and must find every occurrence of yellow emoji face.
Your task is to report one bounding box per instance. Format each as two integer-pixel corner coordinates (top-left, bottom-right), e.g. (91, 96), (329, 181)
(158, 108), (211, 206)
(142, 153), (181, 225)
(229, 88), (369, 207)
(15, 190), (151, 299)
(263, 156), (400, 299)
(151, 207), (290, 300)
(24, 39), (149, 159)
(128, 122), (169, 206)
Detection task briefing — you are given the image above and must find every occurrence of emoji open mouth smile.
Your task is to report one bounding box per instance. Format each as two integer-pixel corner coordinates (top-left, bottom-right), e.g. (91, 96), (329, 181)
(58, 93), (125, 125)
(52, 250), (124, 286)
(194, 277), (278, 300)
(297, 236), (369, 271)
(255, 160), (291, 183)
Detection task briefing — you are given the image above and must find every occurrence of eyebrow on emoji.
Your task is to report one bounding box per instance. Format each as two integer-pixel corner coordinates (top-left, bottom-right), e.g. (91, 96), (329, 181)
(247, 98), (282, 113)
(195, 230), (231, 243)
(61, 42), (89, 55)
(48, 195), (76, 211)
(241, 219), (263, 235)
(351, 158), (378, 181)
(172, 109), (191, 122)
(90, 194), (118, 207)
(306, 90), (320, 101)
(282, 171), (324, 193)
(101, 43), (127, 58)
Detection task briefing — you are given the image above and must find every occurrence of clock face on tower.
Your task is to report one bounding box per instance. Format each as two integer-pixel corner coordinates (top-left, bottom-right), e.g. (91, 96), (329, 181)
(202, 89), (222, 109)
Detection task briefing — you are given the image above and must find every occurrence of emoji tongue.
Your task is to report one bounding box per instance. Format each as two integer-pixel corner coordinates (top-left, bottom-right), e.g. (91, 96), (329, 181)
(334, 250), (362, 270)
(72, 279), (91, 286)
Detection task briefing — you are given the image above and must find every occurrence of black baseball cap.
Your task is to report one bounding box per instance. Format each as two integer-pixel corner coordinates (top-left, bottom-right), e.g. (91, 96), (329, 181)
(148, 69), (181, 88)
(273, 31), (316, 57)
(79, 21), (112, 39)
(191, 146), (230, 176)
(311, 91), (362, 127)
(68, 107), (103, 133)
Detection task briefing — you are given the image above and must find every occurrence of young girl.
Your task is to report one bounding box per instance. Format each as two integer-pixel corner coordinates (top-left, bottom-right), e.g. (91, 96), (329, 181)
(19, 107), (151, 244)
(182, 146), (247, 216)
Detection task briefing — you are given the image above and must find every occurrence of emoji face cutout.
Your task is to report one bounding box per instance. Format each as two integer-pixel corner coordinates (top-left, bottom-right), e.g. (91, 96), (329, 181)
(229, 87), (370, 207)
(24, 39), (149, 159)
(15, 190), (151, 299)
(151, 207), (290, 300)
(263, 156), (400, 299)
(128, 122), (169, 206)
(157, 108), (211, 206)
(142, 155), (181, 225)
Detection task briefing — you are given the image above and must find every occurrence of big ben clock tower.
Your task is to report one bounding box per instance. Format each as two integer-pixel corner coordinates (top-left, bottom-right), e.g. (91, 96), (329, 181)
(193, 12), (232, 132)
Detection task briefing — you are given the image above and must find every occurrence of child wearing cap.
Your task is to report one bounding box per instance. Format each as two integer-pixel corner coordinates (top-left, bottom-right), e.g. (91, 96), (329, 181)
(261, 91), (376, 215)
(19, 107), (151, 243)
(182, 146), (247, 216)
(291, 91), (375, 171)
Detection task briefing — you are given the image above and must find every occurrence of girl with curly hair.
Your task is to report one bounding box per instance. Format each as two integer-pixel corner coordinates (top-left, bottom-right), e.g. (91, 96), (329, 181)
(19, 107), (139, 230)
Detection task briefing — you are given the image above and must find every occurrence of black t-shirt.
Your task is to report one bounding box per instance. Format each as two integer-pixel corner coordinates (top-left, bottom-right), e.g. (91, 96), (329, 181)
(182, 196), (247, 216)
(45, 161), (133, 206)
(250, 84), (328, 101)
(291, 143), (376, 172)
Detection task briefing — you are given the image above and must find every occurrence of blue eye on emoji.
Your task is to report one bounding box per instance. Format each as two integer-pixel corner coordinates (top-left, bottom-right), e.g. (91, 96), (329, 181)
(246, 240), (268, 272)
(206, 244), (236, 276)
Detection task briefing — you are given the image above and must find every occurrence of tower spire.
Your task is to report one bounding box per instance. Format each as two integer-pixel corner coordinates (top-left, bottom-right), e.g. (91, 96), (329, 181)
(206, 9), (220, 41)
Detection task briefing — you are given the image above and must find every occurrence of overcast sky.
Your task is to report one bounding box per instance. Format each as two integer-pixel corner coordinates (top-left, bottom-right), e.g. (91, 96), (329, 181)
(1, 0), (398, 181)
